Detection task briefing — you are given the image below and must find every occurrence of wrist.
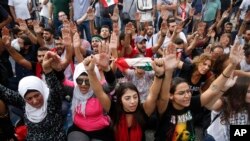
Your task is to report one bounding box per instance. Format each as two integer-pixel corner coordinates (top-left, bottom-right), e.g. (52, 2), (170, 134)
(222, 72), (230, 78)
(155, 73), (165, 79)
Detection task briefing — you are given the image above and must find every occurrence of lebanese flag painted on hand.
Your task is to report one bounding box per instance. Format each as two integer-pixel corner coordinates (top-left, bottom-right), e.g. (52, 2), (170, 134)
(100, 0), (118, 7)
(115, 57), (153, 72)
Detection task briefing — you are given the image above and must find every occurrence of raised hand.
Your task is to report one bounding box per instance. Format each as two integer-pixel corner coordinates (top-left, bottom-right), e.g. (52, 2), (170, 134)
(110, 5), (119, 22)
(151, 58), (165, 77)
(160, 5), (168, 21)
(222, 10), (230, 19)
(113, 22), (119, 35)
(94, 53), (110, 71)
(229, 42), (244, 65)
(62, 19), (70, 28)
(16, 19), (28, 32)
(33, 20), (43, 34)
(61, 27), (72, 47)
(98, 41), (109, 54)
(87, 7), (95, 21)
(163, 43), (180, 70)
(42, 51), (60, 73)
(109, 32), (118, 49)
(70, 22), (78, 35)
(73, 32), (81, 48)
(1, 27), (11, 47)
(83, 55), (96, 72)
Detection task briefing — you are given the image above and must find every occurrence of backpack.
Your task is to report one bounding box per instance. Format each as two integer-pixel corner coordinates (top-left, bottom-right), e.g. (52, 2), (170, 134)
(137, 0), (153, 12)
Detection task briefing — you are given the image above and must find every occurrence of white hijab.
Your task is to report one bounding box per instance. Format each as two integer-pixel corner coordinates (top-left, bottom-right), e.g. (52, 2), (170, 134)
(72, 63), (101, 117)
(18, 76), (49, 123)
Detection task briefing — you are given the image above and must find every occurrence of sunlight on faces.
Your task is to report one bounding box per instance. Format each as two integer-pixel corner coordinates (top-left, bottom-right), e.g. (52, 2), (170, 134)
(121, 89), (139, 112)
(171, 82), (192, 110)
(76, 75), (90, 94)
(24, 91), (44, 109)
(198, 60), (211, 75)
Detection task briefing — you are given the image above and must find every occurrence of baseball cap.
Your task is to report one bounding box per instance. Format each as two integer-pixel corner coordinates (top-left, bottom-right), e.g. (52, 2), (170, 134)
(135, 35), (147, 43)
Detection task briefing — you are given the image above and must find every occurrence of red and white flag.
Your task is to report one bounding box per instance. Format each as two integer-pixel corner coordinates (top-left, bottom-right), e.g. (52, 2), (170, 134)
(100, 0), (118, 7)
(115, 57), (153, 72)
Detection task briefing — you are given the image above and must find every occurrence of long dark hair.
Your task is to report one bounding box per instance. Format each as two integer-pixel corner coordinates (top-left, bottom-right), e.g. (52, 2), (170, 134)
(170, 77), (188, 94)
(221, 76), (250, 123)
(112, 82), (145, 128)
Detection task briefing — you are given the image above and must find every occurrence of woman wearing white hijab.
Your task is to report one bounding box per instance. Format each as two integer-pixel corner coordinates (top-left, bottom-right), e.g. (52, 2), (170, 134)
(67, 62), (116, 141)
(0, 51), (66, 140)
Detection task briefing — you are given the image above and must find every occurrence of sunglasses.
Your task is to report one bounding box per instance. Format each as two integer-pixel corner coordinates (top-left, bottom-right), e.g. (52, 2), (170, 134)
(76, 78), (90, 86)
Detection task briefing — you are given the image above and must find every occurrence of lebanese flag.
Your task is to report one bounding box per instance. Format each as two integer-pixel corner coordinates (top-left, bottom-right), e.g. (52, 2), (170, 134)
(100, 0), (118, 7)
(115, 57), (153, 72)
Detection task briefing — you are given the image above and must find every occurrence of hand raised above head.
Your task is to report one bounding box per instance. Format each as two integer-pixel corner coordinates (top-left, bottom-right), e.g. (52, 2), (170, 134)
(152, 58), (165, 77)
(42, 51), (60, 73)
(87, 7), (95, 21)
(83, 55), (96, 72)
(94, 53), (110, 71)
(229, 42), (244, 66)
(73, 32), (81, 48)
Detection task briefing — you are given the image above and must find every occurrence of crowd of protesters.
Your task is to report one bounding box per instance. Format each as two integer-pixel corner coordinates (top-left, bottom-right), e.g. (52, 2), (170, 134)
(0, 0), (250, 141)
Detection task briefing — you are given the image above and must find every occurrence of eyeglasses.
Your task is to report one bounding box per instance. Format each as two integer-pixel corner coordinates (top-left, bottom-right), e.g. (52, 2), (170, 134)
(76, 78), (90, 86)
(174, 89), (192, 96)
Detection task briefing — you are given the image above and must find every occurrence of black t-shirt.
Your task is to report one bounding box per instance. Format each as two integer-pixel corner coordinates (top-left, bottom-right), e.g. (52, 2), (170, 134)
(0, 5), (9, 22)
(178, 63), (207, 96)
(155, 96), (202, 141)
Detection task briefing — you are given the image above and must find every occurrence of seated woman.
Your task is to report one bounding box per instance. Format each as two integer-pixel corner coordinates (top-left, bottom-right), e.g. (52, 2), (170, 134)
(0, 51), (67, 140)
(67, 62), (116, 141)
(84, 54), (166, 141)
(205, 76), (250, 141)
(154, 43), (244, 141)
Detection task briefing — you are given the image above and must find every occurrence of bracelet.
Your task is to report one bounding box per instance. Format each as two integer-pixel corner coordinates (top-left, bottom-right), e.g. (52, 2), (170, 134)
(222, 73), (230, 78)
(155, 73), (165, 79)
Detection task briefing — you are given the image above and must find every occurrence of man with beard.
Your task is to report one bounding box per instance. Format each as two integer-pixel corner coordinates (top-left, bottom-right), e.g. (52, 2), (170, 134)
(52, 36), (74, 81)
(145, 24), (155, 49)
(100, 25), (111, 42)
(42, 28), (55, 49)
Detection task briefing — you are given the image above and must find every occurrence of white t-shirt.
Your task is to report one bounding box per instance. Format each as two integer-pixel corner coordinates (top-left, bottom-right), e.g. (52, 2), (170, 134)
(240, 59), (250, 72)
(39, 0), (50, 18)
(8, 0), (31, 20)
(239, 0), (250, 20)
(160, 32), (187, 48)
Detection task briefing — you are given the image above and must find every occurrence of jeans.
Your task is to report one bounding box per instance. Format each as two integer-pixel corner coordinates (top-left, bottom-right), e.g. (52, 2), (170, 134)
(77, 21), (92, 42)
(40, 16), (50, 28)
